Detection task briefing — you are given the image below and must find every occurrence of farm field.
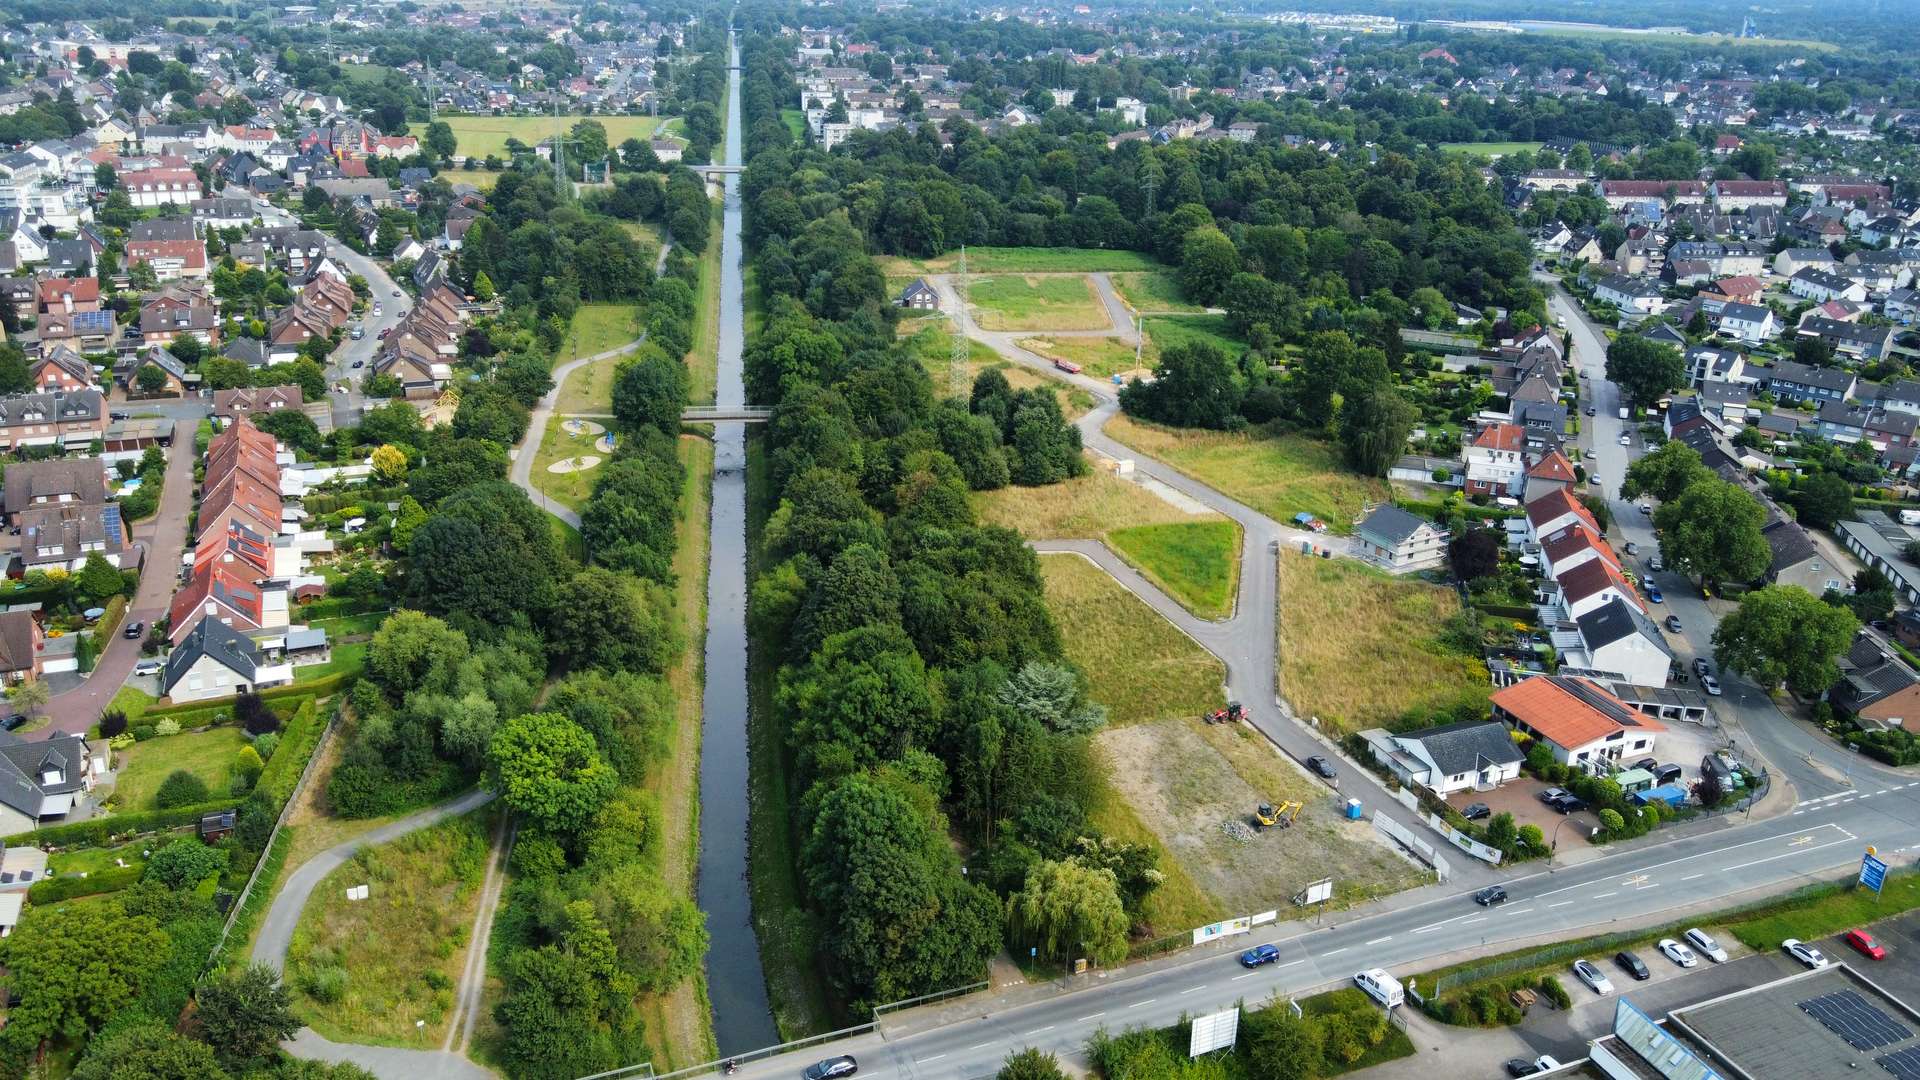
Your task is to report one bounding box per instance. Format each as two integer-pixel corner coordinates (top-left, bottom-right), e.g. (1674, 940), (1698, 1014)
(440, 114), (668, 161)
(285, 808), (497, 1047)
(1110, 271), (1204, 313)
(875, 246), (1160, 277)
(1275, 552), (1490, 734)
(969, 274), (1110, 331)
(1104, 415), (1387, 535)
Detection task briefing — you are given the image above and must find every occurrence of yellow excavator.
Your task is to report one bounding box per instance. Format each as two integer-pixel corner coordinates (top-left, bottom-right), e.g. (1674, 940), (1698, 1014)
(1253, 801), (1303, 829)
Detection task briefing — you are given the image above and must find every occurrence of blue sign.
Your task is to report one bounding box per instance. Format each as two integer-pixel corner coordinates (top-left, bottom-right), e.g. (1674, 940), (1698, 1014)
(1861, 852), (1889, 894)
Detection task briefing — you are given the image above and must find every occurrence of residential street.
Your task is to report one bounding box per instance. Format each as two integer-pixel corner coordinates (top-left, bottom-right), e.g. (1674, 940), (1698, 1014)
(39, 418), (197, 736)
(257, 203), (407, 427)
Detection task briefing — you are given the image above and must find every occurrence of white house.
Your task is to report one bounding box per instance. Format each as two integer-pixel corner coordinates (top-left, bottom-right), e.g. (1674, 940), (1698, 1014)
(1353, 505), (1448, 573)
(1715, 301), (1778, 345)
(1369, 721), (1524, 796)
(1686, 344), (1746, 386)
(1573, 597), (1675, 687)
(1464, 422), (1528, 497)
(1491, 674), (1667, 769)
(1790, 267), (1869, 304)
(163, 616), (292, 704)
(1593, 273), (1667, 317)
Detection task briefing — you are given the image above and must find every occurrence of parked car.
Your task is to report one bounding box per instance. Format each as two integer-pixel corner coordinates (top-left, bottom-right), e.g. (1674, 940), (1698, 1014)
(1539, 787), (1571, 804)
(1307, 755), (1337, 780)
(1240, 943), (1280, 967)
(123, 620), (144, 639)
(1654, 764), (1684, 785)
(803, 1057), (858, 1080)
(1665, 615), (1683, 633)
(109, 410), (129, 421)
(1783, 939), (1830, 969)
(1624, 541), (1638, 555)
(1632, 757), (1658, 771)
(352, 360), (365, 369)
(133, 658), (164, 677)
(1474, 885), (1509, 907)
(1584, 406), (1596, 416)
(1685, 928), (1729, 963)
(1846, 929), (1888, 960)
(1615, 950), (1650, 981)
(378, 328), (392, 340)
(1584, 449), (1597, 459)
(1572, 959), (1614, 995)
(1619, 433), (1631, 445)
(1658, 938), (1698, 967)
(1461, 802), (1491, 821)
(391, 289), (402, 297)
(1647, 585), (1665, 603)
(1504, 1060), (1543, 1078)
(1692, 658), (1711, 676)
(1701, 675), (1721, 696)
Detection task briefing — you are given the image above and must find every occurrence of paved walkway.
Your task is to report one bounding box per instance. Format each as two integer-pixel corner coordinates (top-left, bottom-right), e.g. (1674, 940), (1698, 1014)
(251, 788), (499, 1079)
(42, 419), (197, 736)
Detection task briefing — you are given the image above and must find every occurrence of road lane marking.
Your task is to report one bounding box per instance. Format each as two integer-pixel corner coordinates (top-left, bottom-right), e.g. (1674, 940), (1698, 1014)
(1622, 874), (1649, 888)
(1592, 892), (1617, 899)
(1128, 1000), (1155, 1009)
(1232, 973), (1256, 981)
(1461, 916), (1487, 925)
(1724, 836), (1856, 873)
(1506, 907), (1534, 915)
(1791, 835), (1815, 846)
(920, 1055), (946, 1063)
(1027, 1026), (1055, 1037)
(1077, 1013), (1105, 1022)
(1274, 959), (1305, 969)
(1324, 947), (1349, 956)
(1180, 986), (1203, 995)
(1682, 874), (1703, 881)
(1549, 900), (1576, 908)
(1793, 810), (1805, 815)
(1365, 936), (1392, 945)
(970, 1043), (996, 1051)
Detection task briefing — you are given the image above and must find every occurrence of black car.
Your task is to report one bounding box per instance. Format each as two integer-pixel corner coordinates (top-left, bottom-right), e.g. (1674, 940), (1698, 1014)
(1615, 950), (1650, 981)
(1474, 885), (1508, 906)
(109, 411), (129, 421)
(1461, 802), (1491, 821)
(803, 1057), (857, 1080)
(124, 620), (144, 639)
(1654, 763), (1684, 785)
(1504, 1059), (1543, 1078)
(1552, 794), (1587, 814)
(1307, 755), (1337, 780)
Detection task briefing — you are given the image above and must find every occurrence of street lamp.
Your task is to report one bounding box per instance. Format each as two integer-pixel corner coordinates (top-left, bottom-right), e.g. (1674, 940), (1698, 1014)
(1547, 814), (1580, 866)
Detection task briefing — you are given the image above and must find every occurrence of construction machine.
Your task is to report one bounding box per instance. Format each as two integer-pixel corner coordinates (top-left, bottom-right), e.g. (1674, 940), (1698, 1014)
(1253, 801), (1303, 829)
(1204, 701), (1246, 725)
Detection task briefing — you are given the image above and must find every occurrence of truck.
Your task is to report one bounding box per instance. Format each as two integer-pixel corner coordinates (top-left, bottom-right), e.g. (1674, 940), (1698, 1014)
(1053, 359), (1082, 374)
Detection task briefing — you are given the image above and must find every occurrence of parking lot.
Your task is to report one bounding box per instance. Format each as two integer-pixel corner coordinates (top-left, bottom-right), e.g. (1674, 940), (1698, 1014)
(1448, 776), (1602, 854)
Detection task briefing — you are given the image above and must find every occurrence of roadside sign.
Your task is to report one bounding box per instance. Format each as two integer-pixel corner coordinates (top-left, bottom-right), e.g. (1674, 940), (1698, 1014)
(1862, 851), (1889, 894)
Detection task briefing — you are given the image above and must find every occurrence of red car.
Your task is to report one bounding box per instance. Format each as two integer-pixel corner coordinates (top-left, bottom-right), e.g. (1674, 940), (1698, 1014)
(1846, 929), (1888, 960)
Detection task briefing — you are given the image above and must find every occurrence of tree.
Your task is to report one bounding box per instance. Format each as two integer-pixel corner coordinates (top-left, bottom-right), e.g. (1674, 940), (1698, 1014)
(1, 900), (169, 1052)
(1622, 440), (1710, 503)
(1008, 858), (1130, 965)
(471, 269), (496, 302)
(422, 119), (457, 161)
(193, 964), (299, 1069)
(391, 494), (429, 550)
(366, 609), (470, 698)
(998, 1049), (1068, 1080)
(1653, 478), (1770, 585)
(1794, 335), (1835, 369)
(153, 768), (210, 808)
(1714, 584), (1859, 693)
(1118, 341), (1244, 429)
(1485, 811), (1519, 856)
(570, 119), (610, 166)
(1605, 336), (1684, 408)
(1336, 385), (1417, 477)
(996, 662), (1105, 735)
(546, 568), (677, 674)
(370, 443), (408, 482)
(488, 711), (619, 838)
(1834, 567), (1896, 624)
(237, 689), (277, 734)
(1243, 1003), (1324, 1080)
(6, 677), (48, 720)
(1178, 226), (1241, 306)
(71, 1023), (228, 1080)
(144, 836), (228, 889)
(612, 349), (690, 437)
(1449, 527), (1501, 581)
(1793, 470), (1855, 530)
(76, 551), (122, 601)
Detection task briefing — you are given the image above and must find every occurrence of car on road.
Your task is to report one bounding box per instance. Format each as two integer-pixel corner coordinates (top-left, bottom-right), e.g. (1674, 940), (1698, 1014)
(1474, 885), (1508, 906)
(1584, 406), (1596, 416)
(1461, 802), (1491, 821)
(803, 1057), (858, 1080)
(1572, 959), (1614, 995)
(350, 327), (364, 339)
(1624, 541), (1638, 555)
(1307, 755), (1337, 780)
(1658, 938), (1698, 967)
(109, 410), (129, 421)
(352, 360), (364, 369)
(1846, 929), (1888, 960)
(1620, 433), (1631, 445)
(1701, 675), (1721, 696)
(1584, 449), (1597, 459)
(124, 620), (144, 639)
(1665, 615), (1682, 633)
(1241, 943), (1280, 967)
(1692, 658), (1711, 676)
(391, 289), (402, 297)
(1685, 928), (1729, 963)
(378, 328), (392, 339)
(1615, 950), (1650, 981)
(1646, 585), (1664, 603)
(1783, 939), (1830, 969)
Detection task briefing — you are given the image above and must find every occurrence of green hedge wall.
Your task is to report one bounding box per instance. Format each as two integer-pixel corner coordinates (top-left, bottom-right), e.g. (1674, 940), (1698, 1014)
(2, 798), (238, 847)
(28, 863), (142, 902)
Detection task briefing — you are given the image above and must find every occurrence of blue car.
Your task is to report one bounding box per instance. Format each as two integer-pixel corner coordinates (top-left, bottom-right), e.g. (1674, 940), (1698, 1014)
(1645, 585), (1664, 603)
(1240, 944), (1281, 967)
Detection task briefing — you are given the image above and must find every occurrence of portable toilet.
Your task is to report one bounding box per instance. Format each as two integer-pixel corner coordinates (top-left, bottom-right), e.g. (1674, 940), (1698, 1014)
(1345, 798), (1363, 820)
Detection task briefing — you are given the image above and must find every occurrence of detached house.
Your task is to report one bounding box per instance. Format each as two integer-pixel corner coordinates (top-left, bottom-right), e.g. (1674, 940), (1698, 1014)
(0, 730), (108, 835)
(1365, 721), (1524, 796)
(1593, 274), (1667, 317)
(1491, 675), (1667, 769)
(1829, 632), (1920, 731)
(164, 616), (292, 704)
(28, 347), (95, 394)
(1464, 423), (1528, 498)
(1353, 506), (1448, 573)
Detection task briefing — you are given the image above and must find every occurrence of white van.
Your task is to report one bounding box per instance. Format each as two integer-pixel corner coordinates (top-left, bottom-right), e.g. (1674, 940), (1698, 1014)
(1353, 968), (1404, 1009)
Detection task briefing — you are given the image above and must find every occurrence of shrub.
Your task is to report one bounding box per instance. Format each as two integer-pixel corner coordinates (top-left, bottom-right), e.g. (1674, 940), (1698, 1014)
(131, 723), (156, 741)
(235, 744), (265, 781)
(253, 731), (280, 761)
(99, 709), (128, 737)
(237, 690), (279, 735)
(153, 769), (210, 808)
(154, 717), (181, 737)
(1538, 974), (1570, 1008)
(300, 965), (349, 1004)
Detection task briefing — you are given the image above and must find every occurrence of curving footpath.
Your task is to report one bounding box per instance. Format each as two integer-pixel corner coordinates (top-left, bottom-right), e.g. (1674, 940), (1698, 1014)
(252, 788), (499, 1080)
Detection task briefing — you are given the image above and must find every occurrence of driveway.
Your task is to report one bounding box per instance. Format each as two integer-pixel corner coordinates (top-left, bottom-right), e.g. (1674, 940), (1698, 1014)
(40, 418), (197, 737)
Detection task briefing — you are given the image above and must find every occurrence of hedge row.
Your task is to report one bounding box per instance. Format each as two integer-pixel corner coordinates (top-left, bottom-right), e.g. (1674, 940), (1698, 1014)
(254, 699), (325, 806)
(2, 797), (238, 847)
(27, 863), (142, 903)
(97, 594), (128, 643)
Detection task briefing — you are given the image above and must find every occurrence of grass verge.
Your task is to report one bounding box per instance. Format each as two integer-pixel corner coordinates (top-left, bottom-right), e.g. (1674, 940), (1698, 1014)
(688, 198), (725, 404)
(1104, 415), (1386, 534)
(1108, 520), (1240, 620)
(1110, 271), (1203, 313)
(1275, 552), (1488, 734)
(908, 324), (1095, 420)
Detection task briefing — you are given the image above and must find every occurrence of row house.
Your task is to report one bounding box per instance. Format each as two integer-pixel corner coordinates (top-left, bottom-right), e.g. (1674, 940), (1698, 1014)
(1463, 422), (1528, 498)
(1756, 358), (1857, 405)
(18, 501), (124, 572)
(1593, 273), (1666, 317)
(139, 296), (220, 348)
(1667, 240), (1768, 277)
(1520, 485), (1672, 689)
(1598, 179), (1706, 209)
(1774, 247), (1838, 277)
(1789, 267), (1868, 304)
(0, 390), (105, 453)
(1797, 316), (1896, 362)
(2, 458), (106, 522)
(1711, 179), (1788, 211)
(1816, 401), (1920, 453)
(36, 309), (115, 355)
(28, 348), (95, 395)
(121, 167), (201, 208)
(124, 239), (209, 282)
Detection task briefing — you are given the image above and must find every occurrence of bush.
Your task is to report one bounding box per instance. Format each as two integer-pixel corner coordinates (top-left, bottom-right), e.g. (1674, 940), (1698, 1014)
(253, 731), (281, 761)
(27, 863), (142, 902)
(237, 690), (279, 735)
(153, 769), (210, 808)
(1538, 974), (1570, 1008)
(154, 717), (181, 737)
(300, 965), (349, 1004)
(99, 709), (128, 737)
(131, 724), (156, 741)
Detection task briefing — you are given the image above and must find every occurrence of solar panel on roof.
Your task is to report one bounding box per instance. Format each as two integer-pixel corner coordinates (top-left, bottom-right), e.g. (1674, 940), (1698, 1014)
(1801, 990), (1912, 1051)
(1881, 1046), (1920, 1080)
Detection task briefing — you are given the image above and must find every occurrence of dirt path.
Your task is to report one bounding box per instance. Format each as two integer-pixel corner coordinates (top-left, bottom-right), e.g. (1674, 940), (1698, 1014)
(449, 815), (515, 1055)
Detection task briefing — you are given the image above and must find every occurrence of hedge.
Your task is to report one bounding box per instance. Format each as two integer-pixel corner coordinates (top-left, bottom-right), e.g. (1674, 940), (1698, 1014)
(254, 699), (326, 806)
(97, 594), (128, 642)
(28, 863), (142, 902)
(2, 797), (238, 846)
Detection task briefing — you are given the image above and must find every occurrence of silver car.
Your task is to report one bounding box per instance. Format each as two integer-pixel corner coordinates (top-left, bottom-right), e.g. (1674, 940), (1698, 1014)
(1686, 928), (1730, 963)
(1783, 938), (1829, 969)
(1658, 937), (1698, 967)
(1572, 959), (1614, 995)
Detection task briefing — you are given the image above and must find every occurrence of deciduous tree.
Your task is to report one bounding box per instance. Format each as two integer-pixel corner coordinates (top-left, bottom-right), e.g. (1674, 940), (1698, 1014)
(1653, 478), (1770, 585)
(488, 712), (619, 838)
(1713, 584), (1858, 693)
(1605, 336), (1684, 408)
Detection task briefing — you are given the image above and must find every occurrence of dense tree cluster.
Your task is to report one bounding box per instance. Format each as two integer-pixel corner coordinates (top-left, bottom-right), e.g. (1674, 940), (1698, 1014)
(740, 35), (1160, 1013)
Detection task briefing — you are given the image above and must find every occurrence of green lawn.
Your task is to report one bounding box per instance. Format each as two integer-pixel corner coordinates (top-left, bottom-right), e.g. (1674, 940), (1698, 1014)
(294, 642), (369, 684)
(1110, 271), (1203, 313)
(1437, 141), (1544, 158)
(550, 516), (586, 564)
(49, 838), (151, 878)
(1734, 870), (1920, 950)
(111, 726), (249, 810)
(1040, 554), (1225, 727)
(556, 303), (642, 365)
(288, 808), (495, 1047)
(969, 274), (1110, 332)
(1018, 336), (1146, 380)
(1108, 520), (1240, 620)
(531, 413), (604, 512)
(878, 246), (1160, 276)
(109, 685), (157, 726)
(1104, 415), (1386, 534)
(340, 63), (395, 84)
(779, 109), (807, 140)
(440, 114), (667, 161)
(1142, 314), (1243, 359)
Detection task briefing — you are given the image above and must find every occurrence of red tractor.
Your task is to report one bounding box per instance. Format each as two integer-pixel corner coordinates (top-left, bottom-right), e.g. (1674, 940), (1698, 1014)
(1203, 701), (1245, 725)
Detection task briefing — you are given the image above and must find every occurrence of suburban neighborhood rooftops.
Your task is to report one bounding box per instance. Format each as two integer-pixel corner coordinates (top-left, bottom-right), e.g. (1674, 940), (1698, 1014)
(1356, 505), (1430, 549)
(1393, 720), (1523, 776)
(1577, 596), (1675, 658)
(165, 616), (261, 691)
(1491, 674), (1666, 749)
